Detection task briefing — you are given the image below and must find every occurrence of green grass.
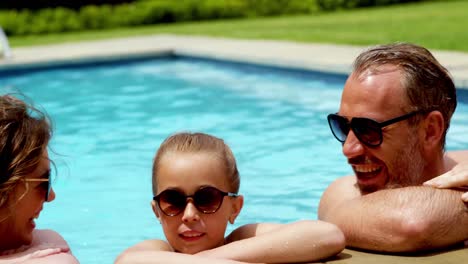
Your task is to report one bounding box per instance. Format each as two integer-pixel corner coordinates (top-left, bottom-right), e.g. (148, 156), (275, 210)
(8, 0), (468, 52)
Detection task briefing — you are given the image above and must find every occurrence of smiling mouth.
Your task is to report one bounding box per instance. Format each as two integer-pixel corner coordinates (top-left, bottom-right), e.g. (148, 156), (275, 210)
(179, 231), (205, 241)
(352, 164), (382, 179)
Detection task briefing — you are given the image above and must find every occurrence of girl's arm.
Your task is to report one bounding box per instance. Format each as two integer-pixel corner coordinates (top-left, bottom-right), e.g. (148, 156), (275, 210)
(114, 240), (253, 264)
(197, 220), (345, 263)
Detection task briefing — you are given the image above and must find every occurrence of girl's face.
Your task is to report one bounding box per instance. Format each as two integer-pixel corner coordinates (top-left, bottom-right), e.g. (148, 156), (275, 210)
(0, 149), (55, 249)
(152, 152), (243, 254)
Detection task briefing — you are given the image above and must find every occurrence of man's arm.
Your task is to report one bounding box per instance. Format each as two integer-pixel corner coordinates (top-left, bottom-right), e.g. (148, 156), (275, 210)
(319, 176), (468, 252)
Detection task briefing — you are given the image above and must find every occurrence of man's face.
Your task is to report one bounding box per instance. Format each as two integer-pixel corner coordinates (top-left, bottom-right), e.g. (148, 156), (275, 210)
(338, 67), (427, 193)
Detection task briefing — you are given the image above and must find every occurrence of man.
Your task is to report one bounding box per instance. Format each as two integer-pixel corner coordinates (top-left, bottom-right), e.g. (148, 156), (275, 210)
(319, 43), (468, 253)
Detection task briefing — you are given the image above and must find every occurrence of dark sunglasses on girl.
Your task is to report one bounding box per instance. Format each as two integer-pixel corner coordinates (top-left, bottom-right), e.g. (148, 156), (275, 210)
(25, 170), (51, 201)
(153, 186), (239, 216)
(327, 110), (425, 147)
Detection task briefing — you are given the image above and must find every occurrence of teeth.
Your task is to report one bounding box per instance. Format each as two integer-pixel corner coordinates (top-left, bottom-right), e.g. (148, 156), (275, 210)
(182, 233), (202, 238)
(353, 165), (380, 173)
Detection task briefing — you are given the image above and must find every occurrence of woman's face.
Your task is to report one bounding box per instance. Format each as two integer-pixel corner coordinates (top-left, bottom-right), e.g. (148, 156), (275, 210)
(152, 152), (243, 254)
(0, 149), (55, 249)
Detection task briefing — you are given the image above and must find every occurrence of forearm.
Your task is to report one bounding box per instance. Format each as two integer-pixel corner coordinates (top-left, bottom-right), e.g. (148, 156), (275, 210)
(324, 186), (468, 252)
(115, 251), (248, 264)
(199, 220), (344, 263)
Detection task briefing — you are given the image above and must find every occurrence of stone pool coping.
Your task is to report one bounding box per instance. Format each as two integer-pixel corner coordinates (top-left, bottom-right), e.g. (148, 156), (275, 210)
(1, 34), (468, 89)
(1, 35), (467, 262)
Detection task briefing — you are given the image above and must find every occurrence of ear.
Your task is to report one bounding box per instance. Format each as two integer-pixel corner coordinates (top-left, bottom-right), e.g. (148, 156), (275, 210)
(420, 111), (444, 150)
(228, 195), (244, 224)
(151, 200), (161, 221)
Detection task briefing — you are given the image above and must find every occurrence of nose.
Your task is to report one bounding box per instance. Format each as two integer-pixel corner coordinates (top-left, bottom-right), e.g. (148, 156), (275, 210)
(181, 200), (200, 222)
(342, 130), (365, 159)
(47, 188), (56, 202)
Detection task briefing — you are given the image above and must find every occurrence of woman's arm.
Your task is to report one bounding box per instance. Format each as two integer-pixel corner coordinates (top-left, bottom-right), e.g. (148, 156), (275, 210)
(197, 220), (345, 263)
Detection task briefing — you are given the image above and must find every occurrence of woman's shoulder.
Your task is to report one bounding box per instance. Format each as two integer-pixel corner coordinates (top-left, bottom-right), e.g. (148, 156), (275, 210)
(0, 229), (78, 263)
(32, 229), (70, 247)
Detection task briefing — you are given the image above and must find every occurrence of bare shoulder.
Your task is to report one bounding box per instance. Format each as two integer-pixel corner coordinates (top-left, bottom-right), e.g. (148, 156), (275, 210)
(21, 252), (80, 264)
(446, 150), (468, 163)
(323, 175), (359, 197)
(0, 230), (78, 264)
(122, 239), (172, 253)
(226, 223), (282, 242)
(115, 240), (172, 264)
(318, 175), (360, 219)
(32, 229), (69, 247)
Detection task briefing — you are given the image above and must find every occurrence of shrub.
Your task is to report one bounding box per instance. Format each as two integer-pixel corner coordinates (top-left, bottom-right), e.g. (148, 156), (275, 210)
(0, 0), (320, 36)
(317, 0), (422, 10)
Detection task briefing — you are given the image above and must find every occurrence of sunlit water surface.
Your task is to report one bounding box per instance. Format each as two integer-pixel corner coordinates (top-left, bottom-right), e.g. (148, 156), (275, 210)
(1, 57), (467, 264)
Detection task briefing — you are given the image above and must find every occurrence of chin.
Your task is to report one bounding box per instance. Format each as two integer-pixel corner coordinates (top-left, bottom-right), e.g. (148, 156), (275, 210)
(21, 234), (34, 246)
(357, 183), (382, 194)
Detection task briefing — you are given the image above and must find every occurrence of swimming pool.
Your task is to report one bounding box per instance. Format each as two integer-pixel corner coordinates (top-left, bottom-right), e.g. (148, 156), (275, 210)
(1, 56), (467, 263)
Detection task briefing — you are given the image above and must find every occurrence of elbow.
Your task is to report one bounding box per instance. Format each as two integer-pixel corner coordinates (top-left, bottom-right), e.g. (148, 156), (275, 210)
(325, 223), (346, 255)
(387, 217), (432, 252)
(306, 220), (346, 258)
(114, 253), (129, 264)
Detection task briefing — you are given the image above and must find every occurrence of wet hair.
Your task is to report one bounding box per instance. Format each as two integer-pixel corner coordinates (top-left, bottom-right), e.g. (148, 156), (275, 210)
(0, 95), (52, 208)
(352, 43), (457, 150)
(152, 132), (240, 195)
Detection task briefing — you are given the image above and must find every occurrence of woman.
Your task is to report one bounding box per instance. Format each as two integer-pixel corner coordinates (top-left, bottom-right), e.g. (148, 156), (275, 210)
(0, 95), (78, 263)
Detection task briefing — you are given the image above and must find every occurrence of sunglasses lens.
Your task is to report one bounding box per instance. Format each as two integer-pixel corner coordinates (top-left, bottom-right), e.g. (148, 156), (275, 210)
(157, 190), (187, 216)
(353, 118), (382, 146)
(194, 187), (224, 214)
(328, 114), (349, 142)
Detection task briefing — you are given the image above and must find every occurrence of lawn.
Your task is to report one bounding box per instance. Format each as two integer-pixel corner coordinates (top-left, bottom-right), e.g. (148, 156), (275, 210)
(8, 0), (468, 52)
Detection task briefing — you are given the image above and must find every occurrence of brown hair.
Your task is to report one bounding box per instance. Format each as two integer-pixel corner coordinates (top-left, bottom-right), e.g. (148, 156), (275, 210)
(0, 95), (52, 208)
(152, 132), (240, 195)
(352, 43), (457, 150)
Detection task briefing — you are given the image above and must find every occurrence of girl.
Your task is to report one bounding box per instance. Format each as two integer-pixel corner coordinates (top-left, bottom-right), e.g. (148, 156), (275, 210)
(116, 132), (344, 263)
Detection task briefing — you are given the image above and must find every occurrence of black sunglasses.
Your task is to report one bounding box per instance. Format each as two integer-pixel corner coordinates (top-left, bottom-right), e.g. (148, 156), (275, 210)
(25, 170), (51, 201)
(153, 186), (238, 217)
(327, 110), (425, 147)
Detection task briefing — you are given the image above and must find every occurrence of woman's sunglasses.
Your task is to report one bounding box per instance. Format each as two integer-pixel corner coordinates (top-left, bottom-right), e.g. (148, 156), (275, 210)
(327, 110), (424, 147)
(24, 171), (51, 201)
(153, 186), (238, 217)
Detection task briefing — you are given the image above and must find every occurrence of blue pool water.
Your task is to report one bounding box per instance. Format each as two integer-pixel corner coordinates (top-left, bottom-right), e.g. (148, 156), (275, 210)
(1, 57), (468, 263)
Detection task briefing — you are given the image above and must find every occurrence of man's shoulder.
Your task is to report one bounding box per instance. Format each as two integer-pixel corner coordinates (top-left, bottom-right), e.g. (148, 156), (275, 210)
(327, 175), (357, 189)
(318, 175), (360, 219)
(446, 150), (468, 163)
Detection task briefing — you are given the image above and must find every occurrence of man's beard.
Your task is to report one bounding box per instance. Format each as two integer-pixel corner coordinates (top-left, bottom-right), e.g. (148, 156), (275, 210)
(357, 131), (427, 194)
(385, 132), (427, 189)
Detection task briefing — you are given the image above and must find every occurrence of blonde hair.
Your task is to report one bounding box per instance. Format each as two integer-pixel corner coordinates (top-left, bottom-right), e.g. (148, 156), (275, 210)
(0, 95), (51, 208)
(152, 132), (240, 195)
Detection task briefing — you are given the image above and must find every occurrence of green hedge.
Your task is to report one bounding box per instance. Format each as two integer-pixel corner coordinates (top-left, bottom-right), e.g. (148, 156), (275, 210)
(316, 0), (422, 11)
(0, 0), (318, 36)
